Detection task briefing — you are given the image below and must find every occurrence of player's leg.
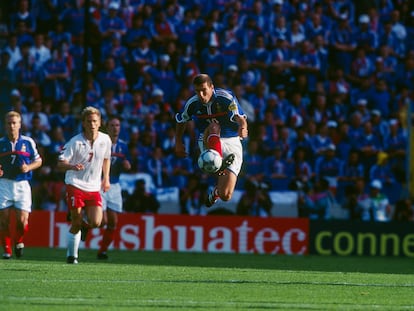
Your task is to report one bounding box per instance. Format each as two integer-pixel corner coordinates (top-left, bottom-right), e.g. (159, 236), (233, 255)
(98, 209), (117, 259)
(206, 171), (237, 208)
(98, 185), (121, 259)
(205, 137), (242, 207)
(85, 203), (103, 228)
(67, 207), (82, 264)
(14, 209), (29, 258)
(204, 122), (222, 156)
(65, 186), (83, 264)
(217, 172), (238, 201)
(13, 180), (32, 258)
(0, 208), (11, 259)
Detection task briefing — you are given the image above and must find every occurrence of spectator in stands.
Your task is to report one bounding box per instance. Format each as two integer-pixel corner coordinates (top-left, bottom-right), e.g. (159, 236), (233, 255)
(309, 177), (335, 220)
(359, 120), (383, 170)
(99, 2), (127, 48)
(244, 33), (270, 81)
(310, 123), (333, 158)
(124, 179), (160, 213)
(241, 139), (265, 185)
(236, 179), (272, 217)
(264, 144), (291, 189)
(370, 109), (390, 146)
(355, 14), (378, 58)
(48, 20), (71, 51)
(347, 111), (365, 149)
(176, 8), (199, 50)
(4, 34), (22, 70)
(291, 146), (313, 183)
(329, 13), (356, 75)
(369, 151), (396, 186)
(233, 83), (255, 123)
(368, 78), (392, 118)
(149, 54), (178, 104)
(179, 174), (207, 215)
(101, 33), (129, 76)
(0, 51), (15, 113)
(14, 41), (41, 102)
(41, 47), (70, 104)
(15, 20), (34, 47)
(145, 146), (171, 188)
(96, 56), (126, 93)
(341, 177), (369, 220)
(0, 7), (9, 48)
(365, 179), (392, 222)
(29, 33), (51, 71)
(26, 114), (51, 151)
(199, 33), (224, 79)
(338, 149), (365, 183)
(308, 93), (331, 125)
(59, 0), (85, 41)
(149, 9), (178, 51)
(314, 143), (342, 189)
(377, 44), (398, 84)
(384, 118), (406, 180)
(22, 100), (50, 133)
(10, 0), (36, 35)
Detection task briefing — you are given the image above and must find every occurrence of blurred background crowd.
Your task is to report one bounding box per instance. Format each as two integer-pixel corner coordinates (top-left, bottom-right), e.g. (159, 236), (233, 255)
(0, 0), (413, 221)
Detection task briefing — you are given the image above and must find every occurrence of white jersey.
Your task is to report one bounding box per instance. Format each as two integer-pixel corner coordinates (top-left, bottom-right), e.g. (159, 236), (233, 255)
(59, 132), (112, 192)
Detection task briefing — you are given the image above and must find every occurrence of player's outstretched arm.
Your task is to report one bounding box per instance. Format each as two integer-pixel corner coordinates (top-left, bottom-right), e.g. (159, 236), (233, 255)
(174, 122), (188, 157)
(235, 115), (248, 139)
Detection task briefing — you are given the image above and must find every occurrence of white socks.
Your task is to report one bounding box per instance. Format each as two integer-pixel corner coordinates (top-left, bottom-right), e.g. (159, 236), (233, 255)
(67, 231), (81, 258)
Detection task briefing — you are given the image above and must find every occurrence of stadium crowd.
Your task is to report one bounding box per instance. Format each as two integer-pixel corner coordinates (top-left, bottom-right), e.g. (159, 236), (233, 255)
(0, 0), (413, 221)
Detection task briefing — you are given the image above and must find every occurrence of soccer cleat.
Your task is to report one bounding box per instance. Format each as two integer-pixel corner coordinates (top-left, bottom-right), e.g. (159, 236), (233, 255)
(80, 226), (89, 242)
(14, 243), (24, 258)
(217, 153), (235, 175)
(205, 189), (219, 208)
(66, 256), (78, 264)
(2, 253), (11, 259)
(97, 252), (108, 260)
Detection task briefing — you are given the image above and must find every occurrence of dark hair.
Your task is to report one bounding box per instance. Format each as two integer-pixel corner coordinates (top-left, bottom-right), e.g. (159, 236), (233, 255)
(193, 74), (212, 86)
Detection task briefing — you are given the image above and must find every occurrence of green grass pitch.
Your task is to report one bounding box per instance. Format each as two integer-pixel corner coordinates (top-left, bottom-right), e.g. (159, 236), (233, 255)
(1, 248), (414, 310)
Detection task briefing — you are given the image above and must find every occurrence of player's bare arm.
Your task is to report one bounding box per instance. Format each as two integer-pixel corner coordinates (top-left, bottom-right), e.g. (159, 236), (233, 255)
(57, 160), (85, 171)
(21, 159), (42, 173)
(174, 122), (188, 157)
(101, 158), (111, 192)
(235, 115), (248, 138)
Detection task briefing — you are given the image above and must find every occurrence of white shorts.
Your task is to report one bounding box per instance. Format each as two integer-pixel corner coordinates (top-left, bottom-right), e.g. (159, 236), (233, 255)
(199, 136), (243, 176)
(101, 183), (123, 213)
(0, 179), (32, 212)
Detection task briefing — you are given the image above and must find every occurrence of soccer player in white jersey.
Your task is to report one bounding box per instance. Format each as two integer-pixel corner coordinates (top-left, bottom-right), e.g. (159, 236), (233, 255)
(175, 74), (248, 207)
(58, 106), (112, 264)
(97, 116), (131, 260)
(0, 111), (42, 259)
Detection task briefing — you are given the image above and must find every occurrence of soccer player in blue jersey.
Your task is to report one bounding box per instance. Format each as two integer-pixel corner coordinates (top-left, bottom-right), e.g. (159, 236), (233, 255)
(0, 111), (42, 259)
(97, 116), (131, 260)
(175, 74), (248, 207)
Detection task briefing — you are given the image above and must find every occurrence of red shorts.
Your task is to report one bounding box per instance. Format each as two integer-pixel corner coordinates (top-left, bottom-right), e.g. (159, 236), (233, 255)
(66, 185), (102, 210)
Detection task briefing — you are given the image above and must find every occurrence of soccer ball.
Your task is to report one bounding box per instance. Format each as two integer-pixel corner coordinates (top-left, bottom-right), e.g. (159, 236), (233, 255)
(198, 149), (223, 173)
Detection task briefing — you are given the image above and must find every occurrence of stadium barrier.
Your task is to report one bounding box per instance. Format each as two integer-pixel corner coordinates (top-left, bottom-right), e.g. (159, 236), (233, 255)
(13, 211), (414, 257)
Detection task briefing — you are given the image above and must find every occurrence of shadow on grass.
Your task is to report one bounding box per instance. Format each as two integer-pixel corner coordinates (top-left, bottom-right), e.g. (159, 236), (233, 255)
(17, 247), (414, 275)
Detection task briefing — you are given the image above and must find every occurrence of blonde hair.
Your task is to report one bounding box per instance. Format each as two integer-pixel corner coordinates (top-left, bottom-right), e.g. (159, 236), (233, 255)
(5, 111), (21, 121)
(81, 106), (101, 121)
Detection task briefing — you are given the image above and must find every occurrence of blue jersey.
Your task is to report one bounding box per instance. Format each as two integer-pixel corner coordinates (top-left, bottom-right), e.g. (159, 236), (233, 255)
(110, 139), (131, 184)
(0, 135), (41, 181)
(176, 88), (245, 138)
